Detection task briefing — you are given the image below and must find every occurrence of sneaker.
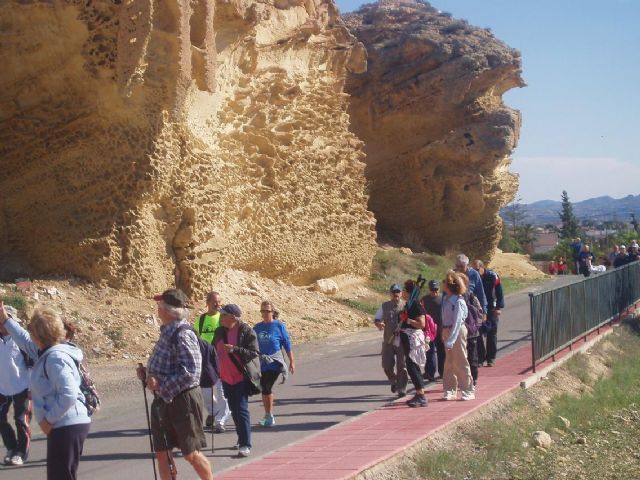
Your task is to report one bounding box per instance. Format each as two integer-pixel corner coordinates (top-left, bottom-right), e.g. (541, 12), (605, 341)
(461, 390), (476, 401)
(390, 383), (397, 394)
(487, 360), (495, 367)
(442, 392), (456, 401)
(238, 446), (250, 457)
(205, 415), (214, 428)
(214, 423), (226, 433)
(4, 450), (14, 466)
(397, 391), (406, 399)
(9, 455), (24, 466)
(407, 395), (428, 408)
(259, 414), (275, 427)
(232, 443), (240, 450)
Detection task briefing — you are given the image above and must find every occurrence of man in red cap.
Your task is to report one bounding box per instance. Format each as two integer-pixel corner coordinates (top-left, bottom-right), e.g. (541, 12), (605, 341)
(137, 289), (213, 480)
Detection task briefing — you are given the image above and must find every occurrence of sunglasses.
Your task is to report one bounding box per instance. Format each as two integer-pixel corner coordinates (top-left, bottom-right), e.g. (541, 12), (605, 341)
(260, 309), (272, 313)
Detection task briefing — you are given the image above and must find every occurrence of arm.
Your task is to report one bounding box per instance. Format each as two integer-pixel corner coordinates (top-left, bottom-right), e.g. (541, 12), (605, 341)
(373, 306), (384, 330)
(446, 298), (467, 349)
(279, 323), (295, 373)
(494, 276), (505, 310)
(474, 274), (488, 313)
(157, 329), (201, 403)
(4, 317), (39, 361)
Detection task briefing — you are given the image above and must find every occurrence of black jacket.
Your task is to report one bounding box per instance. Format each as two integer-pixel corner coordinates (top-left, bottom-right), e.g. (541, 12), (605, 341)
(480, 270), (505, 311)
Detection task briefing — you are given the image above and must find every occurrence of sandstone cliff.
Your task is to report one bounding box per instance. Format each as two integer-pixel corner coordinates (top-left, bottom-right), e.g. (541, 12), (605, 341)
(344, 1), (523, 260)
(0, 0), (376, 295)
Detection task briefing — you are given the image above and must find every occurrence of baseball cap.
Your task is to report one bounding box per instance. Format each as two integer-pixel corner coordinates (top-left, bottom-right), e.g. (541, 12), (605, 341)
(428, 280), (440, 290)
(152, 288), (190, 308)
(390, 283), (402, 293)
(220, 304), (242, 318)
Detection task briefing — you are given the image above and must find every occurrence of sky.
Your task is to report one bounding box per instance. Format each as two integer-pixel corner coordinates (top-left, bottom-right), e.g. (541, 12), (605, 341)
(335, 0), (640, 204)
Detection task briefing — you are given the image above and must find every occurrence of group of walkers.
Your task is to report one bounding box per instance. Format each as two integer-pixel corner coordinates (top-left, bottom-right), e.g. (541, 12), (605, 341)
(570, 237), (639, 277)
(0, 288), (294, 480)
(374, 254), (504, 407)
(135, 289), (294, 479)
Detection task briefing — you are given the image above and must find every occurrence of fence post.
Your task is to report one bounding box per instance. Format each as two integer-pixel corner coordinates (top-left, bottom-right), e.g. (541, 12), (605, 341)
(529, 293), (536, 373)
(583, 279), (588, 343)
(568, 283), (572, 351)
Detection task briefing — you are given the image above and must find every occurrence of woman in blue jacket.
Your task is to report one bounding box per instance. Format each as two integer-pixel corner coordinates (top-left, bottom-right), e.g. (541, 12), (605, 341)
(0, 302), (90, 480)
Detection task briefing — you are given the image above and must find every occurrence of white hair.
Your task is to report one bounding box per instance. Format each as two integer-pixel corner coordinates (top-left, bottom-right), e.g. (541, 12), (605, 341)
(159, 302), (189, 321)
(456, 254), (469, 265)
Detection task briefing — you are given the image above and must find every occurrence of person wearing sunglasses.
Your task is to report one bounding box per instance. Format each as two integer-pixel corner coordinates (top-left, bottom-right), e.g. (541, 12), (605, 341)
(253, 301), (295, 428)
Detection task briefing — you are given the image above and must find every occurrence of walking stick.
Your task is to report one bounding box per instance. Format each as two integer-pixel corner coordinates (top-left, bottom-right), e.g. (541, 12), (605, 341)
(211, 387), (215, 453)
(138, 363), (158, 480)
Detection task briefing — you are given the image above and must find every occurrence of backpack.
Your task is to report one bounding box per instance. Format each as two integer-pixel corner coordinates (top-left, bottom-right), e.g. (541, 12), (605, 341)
(463, 292), (483, 337)
(171, 323), (219, 388)
(43, 349), (101, 416)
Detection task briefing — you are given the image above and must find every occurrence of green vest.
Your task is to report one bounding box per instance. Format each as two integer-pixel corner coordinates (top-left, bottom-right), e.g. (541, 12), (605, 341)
(195, 312), (220, 344)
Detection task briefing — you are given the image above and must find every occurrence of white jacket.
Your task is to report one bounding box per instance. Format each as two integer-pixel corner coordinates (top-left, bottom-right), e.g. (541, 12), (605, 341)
(0, 334), (31, 396)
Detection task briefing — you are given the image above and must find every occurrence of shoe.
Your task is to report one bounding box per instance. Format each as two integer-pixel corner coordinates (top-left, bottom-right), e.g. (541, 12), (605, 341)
(407, 395), (428, 408)
(214, 423), (226, 433)
(9, 455), (24, 466)
(4, 450), (14, 466)
(442, 392), (456, 401)
(397, 391), (406, 399)
(238, 446), (250, 457)
(259, 414), (275, 427)
(487, 360), (495, 367)
(205, 415), (214, 428)
(461, 390), (476, 401)
(390, 383), (397, 394)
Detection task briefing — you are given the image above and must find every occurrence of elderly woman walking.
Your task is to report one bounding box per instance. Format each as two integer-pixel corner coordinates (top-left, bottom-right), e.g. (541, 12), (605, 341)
(0, 301), (90, 480)
(441, 271), (475, 401)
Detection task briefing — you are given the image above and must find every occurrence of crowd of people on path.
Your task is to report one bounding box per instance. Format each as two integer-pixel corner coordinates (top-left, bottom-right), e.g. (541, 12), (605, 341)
(374, 254), (504, 407)
(569, 237), (640, 277)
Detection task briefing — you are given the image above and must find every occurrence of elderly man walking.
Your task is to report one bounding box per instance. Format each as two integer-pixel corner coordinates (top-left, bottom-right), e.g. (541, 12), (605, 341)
(472, 259), (505, 367)
(136, 289), (213, 480)
(373, 284), (408, 398)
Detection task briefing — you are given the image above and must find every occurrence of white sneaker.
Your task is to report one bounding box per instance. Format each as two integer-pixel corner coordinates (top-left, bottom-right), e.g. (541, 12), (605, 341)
(9, 455), (24, 466)
(4, 450), (14, 466)
(461, 390), (476, 401)
(238, 446), (250, 457)
(442, 391), (456, 401)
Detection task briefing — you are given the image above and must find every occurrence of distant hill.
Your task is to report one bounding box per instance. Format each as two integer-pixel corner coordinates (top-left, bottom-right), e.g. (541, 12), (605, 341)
(502, 195), (640, 225)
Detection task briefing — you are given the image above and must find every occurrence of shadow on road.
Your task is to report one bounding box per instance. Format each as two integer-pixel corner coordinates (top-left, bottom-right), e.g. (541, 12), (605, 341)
(299, 380), (388, 388)
(88, 429), (149, 440)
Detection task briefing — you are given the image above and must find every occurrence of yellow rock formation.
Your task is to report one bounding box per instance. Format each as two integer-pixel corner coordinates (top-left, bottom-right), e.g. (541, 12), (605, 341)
(344, 1), (523, 261)
(0, 0), (376, 295)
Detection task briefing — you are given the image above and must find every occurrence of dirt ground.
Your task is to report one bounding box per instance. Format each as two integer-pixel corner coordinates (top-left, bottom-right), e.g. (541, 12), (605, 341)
(488, 249), (547, 279)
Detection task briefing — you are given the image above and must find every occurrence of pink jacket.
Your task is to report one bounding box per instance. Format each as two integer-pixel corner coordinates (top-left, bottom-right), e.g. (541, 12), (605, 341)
(422, 311), (437, 343)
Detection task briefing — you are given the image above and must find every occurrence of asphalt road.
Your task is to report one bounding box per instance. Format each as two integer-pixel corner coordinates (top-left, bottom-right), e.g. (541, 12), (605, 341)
(0, 276), (579, 479)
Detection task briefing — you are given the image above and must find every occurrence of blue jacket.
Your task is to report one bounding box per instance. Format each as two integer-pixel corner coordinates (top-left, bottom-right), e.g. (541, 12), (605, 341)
(6, 318), (90, 428)
(0, 333), (31, 396)
(466, 267), (488, 313)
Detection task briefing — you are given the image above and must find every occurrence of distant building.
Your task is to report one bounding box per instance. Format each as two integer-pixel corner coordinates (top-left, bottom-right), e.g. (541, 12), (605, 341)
(532, 232), (559, 254)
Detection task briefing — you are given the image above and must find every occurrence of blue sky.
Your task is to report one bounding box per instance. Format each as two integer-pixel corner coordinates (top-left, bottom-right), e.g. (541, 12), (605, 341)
(336, 0), (640, 203)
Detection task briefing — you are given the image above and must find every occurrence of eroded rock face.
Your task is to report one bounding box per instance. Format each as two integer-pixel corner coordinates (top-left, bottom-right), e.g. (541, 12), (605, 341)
(344, 0), (523, 260)
(0, 0), (376, 295)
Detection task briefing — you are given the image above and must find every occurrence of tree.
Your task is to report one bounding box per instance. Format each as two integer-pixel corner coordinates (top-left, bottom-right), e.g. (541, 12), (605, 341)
(503, 197), (527, 234)
(515, 223), (536, 253)
(558, 190), (580, 239)
(631, 213), (639, 233)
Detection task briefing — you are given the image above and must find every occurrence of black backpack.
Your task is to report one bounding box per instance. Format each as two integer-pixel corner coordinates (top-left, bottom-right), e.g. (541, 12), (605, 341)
(171, 323), (219, 388)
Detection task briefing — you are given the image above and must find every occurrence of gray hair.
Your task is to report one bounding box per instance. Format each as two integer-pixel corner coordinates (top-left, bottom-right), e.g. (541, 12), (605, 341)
(159, 301), (189, 321)
(456, 254), (469, 265)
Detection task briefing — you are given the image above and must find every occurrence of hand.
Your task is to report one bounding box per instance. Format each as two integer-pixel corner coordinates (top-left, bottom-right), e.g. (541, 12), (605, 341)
(289, 363), (295, 375)
(146, 375), (159, 391)
(223, 344), (234, 353)
(136, 364), (147, 382)
(39, 419), (53, 435)
(494, 309), (502, 316)
(375, 321), (384, 331)
(0, 301), (8, 324)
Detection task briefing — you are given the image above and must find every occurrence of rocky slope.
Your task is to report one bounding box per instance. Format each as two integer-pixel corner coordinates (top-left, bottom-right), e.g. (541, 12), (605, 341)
(0, 0), (376, 295)
(344, 0), (523, 260)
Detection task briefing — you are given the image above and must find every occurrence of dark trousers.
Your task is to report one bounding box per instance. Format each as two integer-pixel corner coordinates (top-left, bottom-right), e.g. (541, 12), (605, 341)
(485, 311), (499, 363)
(222, 381), (251, 449)
(424, 341), (437, 380)
(47, 422), (90, 480)
(467, 336), (480, 384)
(0, 389), (32, 459)
(435, 337), (446, 378)
(400, 332), (424, 391)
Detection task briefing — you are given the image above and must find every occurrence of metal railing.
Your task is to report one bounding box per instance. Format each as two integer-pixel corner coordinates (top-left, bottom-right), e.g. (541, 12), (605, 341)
(529, 261), (640, 371)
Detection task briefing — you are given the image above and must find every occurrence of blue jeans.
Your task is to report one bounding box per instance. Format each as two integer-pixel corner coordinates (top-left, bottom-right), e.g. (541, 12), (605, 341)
(222, 381), (251, 449)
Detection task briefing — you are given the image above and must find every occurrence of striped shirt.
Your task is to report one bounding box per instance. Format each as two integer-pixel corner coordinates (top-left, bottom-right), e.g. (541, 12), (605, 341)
(147, 319), (201, 403)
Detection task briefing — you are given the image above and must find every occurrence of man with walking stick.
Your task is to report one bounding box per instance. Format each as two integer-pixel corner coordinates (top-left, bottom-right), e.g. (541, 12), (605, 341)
(136, 289), (213, 480)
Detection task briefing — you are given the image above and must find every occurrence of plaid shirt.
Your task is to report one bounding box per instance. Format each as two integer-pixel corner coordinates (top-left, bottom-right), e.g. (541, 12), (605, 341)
(147, 319), (201, 403)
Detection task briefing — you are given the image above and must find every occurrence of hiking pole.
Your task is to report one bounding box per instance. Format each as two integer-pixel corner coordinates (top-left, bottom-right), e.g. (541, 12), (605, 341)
(211, 387), (215, 454)
(138, 363), (158, 480)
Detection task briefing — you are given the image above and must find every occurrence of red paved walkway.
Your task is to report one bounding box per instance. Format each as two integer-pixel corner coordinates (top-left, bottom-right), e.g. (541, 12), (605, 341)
(217, 325), (614, 480)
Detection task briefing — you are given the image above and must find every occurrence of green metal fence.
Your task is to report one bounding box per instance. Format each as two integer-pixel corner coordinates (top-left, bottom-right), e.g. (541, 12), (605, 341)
(529, 261), (640, 372)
